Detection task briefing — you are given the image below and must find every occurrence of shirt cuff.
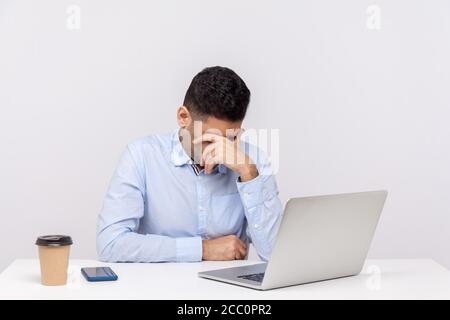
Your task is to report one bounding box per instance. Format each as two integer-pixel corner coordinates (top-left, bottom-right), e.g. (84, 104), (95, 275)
(236, 174), (278, 209)
(175, 236), (203, 262)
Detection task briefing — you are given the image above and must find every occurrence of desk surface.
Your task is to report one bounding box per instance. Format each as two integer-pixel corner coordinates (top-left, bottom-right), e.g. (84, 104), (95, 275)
(0, 259), (449, 299)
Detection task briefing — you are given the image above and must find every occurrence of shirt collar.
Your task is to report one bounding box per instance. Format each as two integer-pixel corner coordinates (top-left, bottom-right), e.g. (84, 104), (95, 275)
(170, 128), (228, 174)
(170, 129), (192, 166)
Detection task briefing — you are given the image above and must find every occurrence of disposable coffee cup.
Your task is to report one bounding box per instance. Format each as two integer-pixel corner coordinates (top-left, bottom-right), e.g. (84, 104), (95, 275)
(35, 235), (73, 286)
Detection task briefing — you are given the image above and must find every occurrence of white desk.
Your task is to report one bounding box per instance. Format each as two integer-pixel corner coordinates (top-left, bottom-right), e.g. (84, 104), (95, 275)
(0, 259), (449, 299)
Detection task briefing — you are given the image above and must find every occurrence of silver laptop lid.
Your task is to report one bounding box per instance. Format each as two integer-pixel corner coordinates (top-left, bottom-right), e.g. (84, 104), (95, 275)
(261, 190), (387, 289)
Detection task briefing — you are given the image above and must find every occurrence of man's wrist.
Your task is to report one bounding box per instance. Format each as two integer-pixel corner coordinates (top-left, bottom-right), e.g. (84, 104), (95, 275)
(201, 239), (207, 260)
(238, 164), (259, 182)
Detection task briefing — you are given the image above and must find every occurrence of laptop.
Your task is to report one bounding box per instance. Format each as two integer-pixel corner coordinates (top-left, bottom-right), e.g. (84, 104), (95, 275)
(198, 190), (388, 290)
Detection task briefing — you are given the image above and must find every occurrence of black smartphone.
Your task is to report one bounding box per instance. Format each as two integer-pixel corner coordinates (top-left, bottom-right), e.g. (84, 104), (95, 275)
(81, 267), (118, 282)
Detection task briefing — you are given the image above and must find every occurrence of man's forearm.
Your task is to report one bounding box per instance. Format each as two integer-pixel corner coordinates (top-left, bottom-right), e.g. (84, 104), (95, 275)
(237, 174), (283, 261)
(97, 229), (202, 263)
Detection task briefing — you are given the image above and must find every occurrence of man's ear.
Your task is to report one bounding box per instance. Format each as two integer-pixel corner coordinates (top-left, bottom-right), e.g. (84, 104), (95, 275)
(176, 106), (192, 128)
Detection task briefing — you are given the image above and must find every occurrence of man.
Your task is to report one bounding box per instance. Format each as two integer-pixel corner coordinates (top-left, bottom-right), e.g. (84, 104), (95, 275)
(97, 66), (283, 262)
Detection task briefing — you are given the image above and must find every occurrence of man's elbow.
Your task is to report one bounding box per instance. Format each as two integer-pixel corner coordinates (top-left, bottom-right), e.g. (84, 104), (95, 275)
(255, 246), (271, 262)
(96, 235), (118, 262)
(97, 245), (113, 262)
(97, 250), (115, 263)
(258, 252), (270, 262)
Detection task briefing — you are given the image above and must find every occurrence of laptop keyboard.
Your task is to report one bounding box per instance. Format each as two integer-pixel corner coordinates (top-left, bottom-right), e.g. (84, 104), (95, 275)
(238, 272), (265, 282)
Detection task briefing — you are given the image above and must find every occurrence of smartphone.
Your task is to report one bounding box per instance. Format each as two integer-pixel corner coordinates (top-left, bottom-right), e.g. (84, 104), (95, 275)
(81, 267), (118, 282)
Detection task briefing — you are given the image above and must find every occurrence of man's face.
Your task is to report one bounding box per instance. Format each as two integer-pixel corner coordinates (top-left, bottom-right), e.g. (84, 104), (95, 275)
(187, 117), (242, 164)
(177, 106), (242, 163)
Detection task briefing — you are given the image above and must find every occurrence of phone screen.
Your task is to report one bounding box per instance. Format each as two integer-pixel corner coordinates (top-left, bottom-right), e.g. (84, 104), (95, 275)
(81, 267), (118, 281)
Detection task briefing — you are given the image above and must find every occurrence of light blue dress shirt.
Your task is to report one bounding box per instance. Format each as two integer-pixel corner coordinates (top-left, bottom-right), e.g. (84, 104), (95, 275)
(96, 129), (283, 262)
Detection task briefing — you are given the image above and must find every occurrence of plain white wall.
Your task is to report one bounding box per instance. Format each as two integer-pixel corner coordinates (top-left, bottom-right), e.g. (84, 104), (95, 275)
(0, 0), (449, 272)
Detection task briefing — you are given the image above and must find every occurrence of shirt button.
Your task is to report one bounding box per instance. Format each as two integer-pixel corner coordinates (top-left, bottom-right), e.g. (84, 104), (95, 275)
(254, 224), (259, 229)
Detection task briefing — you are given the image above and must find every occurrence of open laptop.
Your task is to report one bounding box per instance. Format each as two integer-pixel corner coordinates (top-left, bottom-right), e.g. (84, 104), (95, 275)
(198, 190), (388, 290)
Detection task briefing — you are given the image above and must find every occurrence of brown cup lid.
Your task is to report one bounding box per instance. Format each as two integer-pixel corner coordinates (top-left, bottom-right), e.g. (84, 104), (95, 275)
(36, 235), (73, 247)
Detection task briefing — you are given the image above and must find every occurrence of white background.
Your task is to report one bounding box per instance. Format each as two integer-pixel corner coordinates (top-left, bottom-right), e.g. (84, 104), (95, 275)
(0, 0), (449, 272)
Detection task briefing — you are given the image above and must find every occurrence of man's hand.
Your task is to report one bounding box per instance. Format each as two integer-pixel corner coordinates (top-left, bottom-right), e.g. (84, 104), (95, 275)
(193, 131), (258, 182)
(202, 235), (247, 260)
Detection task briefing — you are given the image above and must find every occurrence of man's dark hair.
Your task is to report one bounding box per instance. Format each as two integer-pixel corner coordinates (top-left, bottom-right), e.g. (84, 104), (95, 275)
(183, 66), (250, 122)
